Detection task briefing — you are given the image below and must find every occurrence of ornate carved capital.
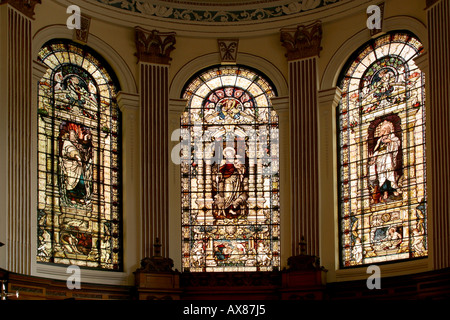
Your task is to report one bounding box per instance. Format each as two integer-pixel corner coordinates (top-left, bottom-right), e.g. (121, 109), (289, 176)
(218, 39), (239, 64)
(280, 21), (322, 61)
(135, 27), (176, 65)
(1, 0), (41, 19)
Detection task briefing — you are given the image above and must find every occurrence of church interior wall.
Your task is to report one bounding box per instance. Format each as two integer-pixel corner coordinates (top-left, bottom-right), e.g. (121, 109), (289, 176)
(0, 0), (448, 298)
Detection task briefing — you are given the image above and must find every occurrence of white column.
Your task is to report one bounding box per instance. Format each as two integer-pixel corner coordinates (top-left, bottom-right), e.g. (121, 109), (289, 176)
(317, 87), (341, 275)
(271, 95), (289, 268)
(116, 92), (140, 272)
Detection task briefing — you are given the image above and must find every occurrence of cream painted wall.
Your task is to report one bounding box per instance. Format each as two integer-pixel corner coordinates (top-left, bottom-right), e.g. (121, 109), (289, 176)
(5, 0), (432, 285)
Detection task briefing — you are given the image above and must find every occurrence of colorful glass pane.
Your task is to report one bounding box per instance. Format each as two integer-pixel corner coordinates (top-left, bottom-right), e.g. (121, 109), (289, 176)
(181, 66), (280, 272)
(338, 32), (427, 267)
(37, 40), (122, 270)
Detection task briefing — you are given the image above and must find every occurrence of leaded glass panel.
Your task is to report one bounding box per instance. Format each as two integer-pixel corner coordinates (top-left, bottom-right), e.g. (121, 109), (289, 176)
(37, 40), (122, 270)
(338, 32), (427, 267)
(181, 66), (280, 272)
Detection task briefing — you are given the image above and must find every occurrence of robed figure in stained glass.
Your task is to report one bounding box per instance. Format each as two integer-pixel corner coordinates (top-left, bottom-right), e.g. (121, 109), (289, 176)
(338, 32), (427, 266)
(368, 119), (403, 204)
(212, 147), (249, 220)
(59, 121), (93, 206)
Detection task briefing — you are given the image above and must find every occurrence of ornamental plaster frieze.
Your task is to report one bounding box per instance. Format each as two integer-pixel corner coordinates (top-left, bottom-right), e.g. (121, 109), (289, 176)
(52, 0), (374, 36)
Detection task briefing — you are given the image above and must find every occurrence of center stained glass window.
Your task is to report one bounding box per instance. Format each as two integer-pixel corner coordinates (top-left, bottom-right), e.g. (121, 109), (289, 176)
(181, 66), (280, 272)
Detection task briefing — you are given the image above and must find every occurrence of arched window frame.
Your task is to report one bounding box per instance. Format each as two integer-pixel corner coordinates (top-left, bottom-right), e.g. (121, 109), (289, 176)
(337, 31), (427, 268)
(180, 65), (281, 272)
(36, 39), (123, 271)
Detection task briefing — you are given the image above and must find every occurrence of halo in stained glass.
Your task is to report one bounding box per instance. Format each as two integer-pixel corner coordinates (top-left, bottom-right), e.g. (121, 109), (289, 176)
(338, 32), (427, 267)
(37, 40), (122, 270)
(181, 65), (280, 272)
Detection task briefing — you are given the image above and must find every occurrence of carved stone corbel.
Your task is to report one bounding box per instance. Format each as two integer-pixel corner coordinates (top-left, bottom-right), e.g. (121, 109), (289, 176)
(134, 27), (176, 65)
(73, 14), (91, 44)
(218, 39), (239, 64)
(280, 20), (322, 61)
(0, 0), (41, 19)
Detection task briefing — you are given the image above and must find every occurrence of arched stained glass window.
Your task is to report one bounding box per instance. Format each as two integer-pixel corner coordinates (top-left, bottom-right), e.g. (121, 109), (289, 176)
(338, 32), (427, 267)
(181, 66), (280, 272)
(37, 40), (122, 270)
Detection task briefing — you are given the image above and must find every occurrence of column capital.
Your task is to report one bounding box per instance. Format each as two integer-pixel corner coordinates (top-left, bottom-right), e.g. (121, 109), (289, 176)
(318, 87), (342, 108)
(134, 27), (176, 65)
(32, 59), (48, 81)
(280, 20), (322, 61)
(116, 91), (140, 112)
(414, 51), (429, 73)
(0, 0), (41, 19)
(270, 95), (289, 113)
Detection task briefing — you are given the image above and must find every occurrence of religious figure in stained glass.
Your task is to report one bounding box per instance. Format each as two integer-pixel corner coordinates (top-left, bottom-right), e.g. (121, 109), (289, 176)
(212, 147), (249, 219)
(368, 117), (403, 204)
(59, 121), (94, 206)
(181, 66), (280, 272)
(338, 32), (427, 267)
(37, 40), (121, 270)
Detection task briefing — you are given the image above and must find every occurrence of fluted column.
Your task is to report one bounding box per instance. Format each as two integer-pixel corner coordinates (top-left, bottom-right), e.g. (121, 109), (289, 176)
(425, 0), (450, 270)
(135, 27), (176, 259)
(0, 0), (40, 274)
(281, 21), (322, 257)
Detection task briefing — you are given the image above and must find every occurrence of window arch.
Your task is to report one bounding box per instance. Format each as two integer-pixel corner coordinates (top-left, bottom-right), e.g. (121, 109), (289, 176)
(180, 65), (280, 272)
(338, 32), (427, 267)
(36, 40), (122, 270)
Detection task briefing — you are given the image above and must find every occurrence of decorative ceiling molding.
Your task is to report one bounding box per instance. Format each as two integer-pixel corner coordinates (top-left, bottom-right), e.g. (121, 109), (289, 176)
(1, 0), (41, 19)
(280, 20), (322, 61)
(135, 27), (176, 64)
(93, 0), (342, 23)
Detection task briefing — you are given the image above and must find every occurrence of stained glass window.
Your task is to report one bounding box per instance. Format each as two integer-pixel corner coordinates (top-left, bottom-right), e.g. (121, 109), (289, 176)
(181, 66), (280, 272)
(338, 32), (427, 267)
(37, 40), (122, 270)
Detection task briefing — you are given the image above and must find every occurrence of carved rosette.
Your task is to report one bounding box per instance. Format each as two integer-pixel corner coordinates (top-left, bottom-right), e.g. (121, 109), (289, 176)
(218, 39), (239, 64)
(135, 27), (176, 65)
(1, 0), (41, 19)
(280, 21), (322, 61)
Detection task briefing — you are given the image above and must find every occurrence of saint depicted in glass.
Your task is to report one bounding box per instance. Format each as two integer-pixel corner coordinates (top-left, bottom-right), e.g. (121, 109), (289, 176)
(338, 32), (427, 267)
(181, 66), (280, 272)
(37, 40), (122, 270)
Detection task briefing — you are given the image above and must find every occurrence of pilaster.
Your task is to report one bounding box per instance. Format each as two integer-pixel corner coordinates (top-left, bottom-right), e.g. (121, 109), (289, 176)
(425, 0), (450, 270)
(281, 21), (322, 257)
(136, 27), (176, 259)
(0, 1), (39, 274)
